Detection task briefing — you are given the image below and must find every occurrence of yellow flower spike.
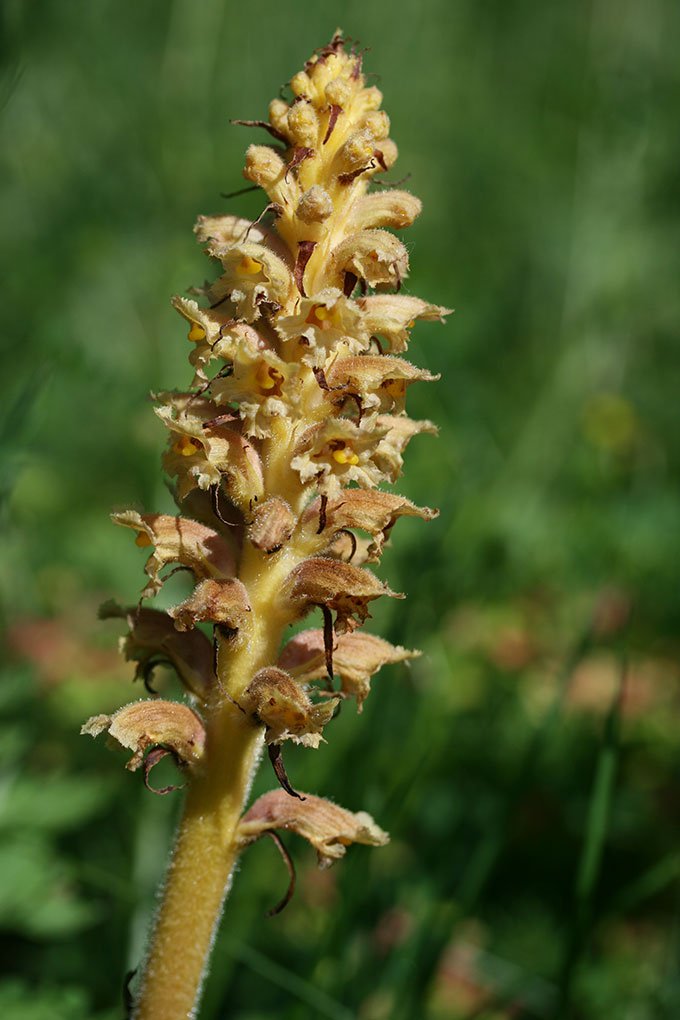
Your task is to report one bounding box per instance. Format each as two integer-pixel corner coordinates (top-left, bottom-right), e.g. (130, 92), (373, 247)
(187, 321), (206, 343)
(89, 34), (449, 1020)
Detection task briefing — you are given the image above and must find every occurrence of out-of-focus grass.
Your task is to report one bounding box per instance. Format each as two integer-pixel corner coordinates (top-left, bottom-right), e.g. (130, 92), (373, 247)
(1, 1), (679, 1017)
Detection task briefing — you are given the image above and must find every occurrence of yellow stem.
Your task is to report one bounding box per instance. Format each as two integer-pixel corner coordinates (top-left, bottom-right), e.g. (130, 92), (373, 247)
(132, 709), (260, 1020)
(133, 539), (304, 1019)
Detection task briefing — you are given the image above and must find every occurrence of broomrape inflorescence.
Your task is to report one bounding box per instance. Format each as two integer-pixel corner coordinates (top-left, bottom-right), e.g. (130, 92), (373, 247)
(83, 32), (450, 1020)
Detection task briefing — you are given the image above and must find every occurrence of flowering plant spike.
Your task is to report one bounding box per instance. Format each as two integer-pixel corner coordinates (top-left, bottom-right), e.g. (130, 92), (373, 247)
(83, 32), (449, 1019)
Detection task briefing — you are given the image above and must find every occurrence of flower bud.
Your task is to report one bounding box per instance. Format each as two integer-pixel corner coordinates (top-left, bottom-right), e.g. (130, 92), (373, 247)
(248, 497), (295, 553)
(362, 110), (390, 140)
(348, 191), (422, 231)
(241, 667), (338, 747)
(296, 186), (333, 224)
(290, 70), (312, 97)
(243, 144), (285, 187)
(361, 86), (383, 111)
(169, 578), (251, 633)
(336, 129), (375, 173)
(268, 98), (290, 138)
(286, 100), (319, 148)
(325, 77), (352, 107)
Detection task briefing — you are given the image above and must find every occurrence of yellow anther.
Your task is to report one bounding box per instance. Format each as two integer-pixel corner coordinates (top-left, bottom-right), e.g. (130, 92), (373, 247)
(255, 361), (284, 393)
(173, 436), (202, 457)
(187, 322), (206, 343)
(135, 532), (153, 548)
(383, 379), (406, 399)
(332, 446), (360, 466)
(306, 303), (341, 331)
(238, 255), (264, 275)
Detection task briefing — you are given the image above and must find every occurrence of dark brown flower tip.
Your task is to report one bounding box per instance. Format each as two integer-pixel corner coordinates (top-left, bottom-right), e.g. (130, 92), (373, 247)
(142, 746), (186, 796)
(231, 118), (289, 145)
(263, 831), (297, 916)
(267, 743), (305, 801)
(286, 146), (314, 180)
(323, 103), (342, 144)
(294, 240), (317, 297)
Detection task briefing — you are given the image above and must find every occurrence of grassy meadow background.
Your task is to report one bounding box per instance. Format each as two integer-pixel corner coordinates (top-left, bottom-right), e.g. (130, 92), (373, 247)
(1, 0), (680, 1017)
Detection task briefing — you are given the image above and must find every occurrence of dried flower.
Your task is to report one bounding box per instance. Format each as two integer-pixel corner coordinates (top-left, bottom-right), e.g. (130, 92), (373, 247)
(239, 789), (389, 867)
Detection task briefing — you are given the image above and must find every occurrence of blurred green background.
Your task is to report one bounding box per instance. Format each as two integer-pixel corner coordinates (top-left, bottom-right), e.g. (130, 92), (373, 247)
(1, 0), (679, 1017)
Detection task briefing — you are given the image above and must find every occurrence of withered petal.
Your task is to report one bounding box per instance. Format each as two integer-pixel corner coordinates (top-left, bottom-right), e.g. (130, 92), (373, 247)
(112, 511), (237, 598)
(284, 556), (403, 632)
(81, 699), (206, 773)
(302, 489), (437, 560)
(100, 601), (214, 701)
(238, 789), (389, 867)
(169, 578), (251, 632)
(278, 629), (420, 710)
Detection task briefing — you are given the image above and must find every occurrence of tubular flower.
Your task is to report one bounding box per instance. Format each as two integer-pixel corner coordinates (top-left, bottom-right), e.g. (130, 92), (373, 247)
(84, 33), (449, 1019)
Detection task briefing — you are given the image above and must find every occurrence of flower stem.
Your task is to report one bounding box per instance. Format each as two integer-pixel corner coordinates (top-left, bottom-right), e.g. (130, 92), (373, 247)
(133, 543), (300, 1019)
(132, 708), (260, 1020)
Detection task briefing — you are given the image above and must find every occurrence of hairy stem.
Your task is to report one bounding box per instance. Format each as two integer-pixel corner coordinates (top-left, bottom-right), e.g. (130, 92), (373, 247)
(132, 709), (260, 1020)
(133, 542), (300, 1019)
